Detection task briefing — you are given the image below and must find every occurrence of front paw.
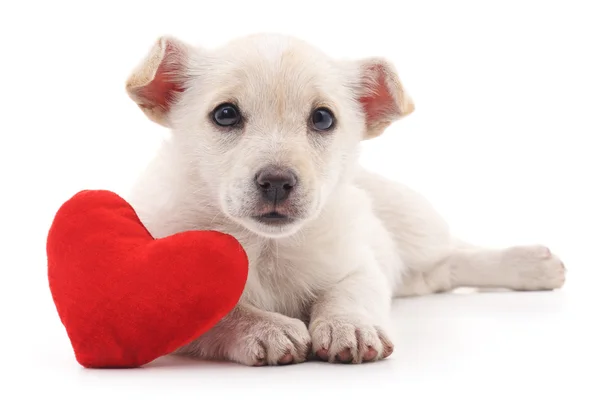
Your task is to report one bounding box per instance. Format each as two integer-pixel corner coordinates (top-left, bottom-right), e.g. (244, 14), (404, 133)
(309, 316), (394, 364)
(232, 314), (311, 367)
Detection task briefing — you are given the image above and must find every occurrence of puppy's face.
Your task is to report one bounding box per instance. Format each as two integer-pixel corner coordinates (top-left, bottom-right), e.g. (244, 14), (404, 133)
(127, 34), (413, 238)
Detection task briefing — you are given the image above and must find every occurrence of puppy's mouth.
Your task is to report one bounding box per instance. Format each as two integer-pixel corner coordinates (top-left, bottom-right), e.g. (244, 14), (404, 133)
(252, 211), (295, 226)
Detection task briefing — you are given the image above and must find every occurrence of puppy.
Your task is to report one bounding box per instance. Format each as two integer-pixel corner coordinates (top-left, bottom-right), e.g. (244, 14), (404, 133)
(125, 33), (566, 366)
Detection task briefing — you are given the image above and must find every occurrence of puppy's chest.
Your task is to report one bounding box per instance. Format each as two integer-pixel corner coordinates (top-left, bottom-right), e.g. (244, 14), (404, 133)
(241, 241), (344, 320)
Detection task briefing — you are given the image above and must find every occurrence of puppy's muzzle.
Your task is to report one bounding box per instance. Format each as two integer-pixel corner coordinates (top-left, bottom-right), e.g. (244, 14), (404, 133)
(255, 167), (297, 203)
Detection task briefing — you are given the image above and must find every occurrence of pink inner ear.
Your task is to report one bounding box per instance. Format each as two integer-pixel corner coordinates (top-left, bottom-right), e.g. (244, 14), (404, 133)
(359, 66), (396, 124)
(138, 43), (185, 111)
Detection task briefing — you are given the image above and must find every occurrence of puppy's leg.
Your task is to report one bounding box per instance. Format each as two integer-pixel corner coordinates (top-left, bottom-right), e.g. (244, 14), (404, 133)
(398, 244), (566, 297)
(309, 258), (394, 364)
(175, 303), (311, 366)
(356, 169), (566, 296)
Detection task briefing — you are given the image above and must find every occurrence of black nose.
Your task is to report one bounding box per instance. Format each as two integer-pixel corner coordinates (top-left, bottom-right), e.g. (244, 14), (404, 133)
(255, 167), (297, 203)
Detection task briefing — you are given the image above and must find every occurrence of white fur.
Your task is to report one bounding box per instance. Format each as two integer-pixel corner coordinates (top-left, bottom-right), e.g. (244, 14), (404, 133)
(125, 33), (565, 366)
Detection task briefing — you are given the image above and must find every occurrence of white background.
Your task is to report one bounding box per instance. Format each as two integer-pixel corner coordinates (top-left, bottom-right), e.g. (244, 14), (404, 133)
(1, 0), (599, 411)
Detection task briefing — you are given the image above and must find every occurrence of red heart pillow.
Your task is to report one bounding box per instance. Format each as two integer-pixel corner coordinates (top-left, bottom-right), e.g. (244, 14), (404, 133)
(46, 190), (248, 368)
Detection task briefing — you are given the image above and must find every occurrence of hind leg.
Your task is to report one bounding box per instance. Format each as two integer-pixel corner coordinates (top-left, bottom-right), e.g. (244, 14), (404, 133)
(356, 169), (566, 297)
(397, 244), (566, 297)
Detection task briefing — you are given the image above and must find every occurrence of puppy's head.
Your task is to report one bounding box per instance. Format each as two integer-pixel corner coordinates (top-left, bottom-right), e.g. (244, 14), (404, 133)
(126, 34), (413, 238)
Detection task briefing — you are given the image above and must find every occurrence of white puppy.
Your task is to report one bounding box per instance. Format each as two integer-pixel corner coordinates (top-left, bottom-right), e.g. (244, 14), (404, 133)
(125, 33), (566, 366)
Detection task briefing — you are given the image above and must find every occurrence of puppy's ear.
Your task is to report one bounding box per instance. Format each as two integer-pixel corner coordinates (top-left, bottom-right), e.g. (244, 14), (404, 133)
(126, 36), (191, 127)
(351, 58), (414, 139)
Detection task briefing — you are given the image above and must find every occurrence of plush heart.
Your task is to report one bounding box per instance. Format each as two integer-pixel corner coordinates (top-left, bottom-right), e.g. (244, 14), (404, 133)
(46, 190), (248, 368)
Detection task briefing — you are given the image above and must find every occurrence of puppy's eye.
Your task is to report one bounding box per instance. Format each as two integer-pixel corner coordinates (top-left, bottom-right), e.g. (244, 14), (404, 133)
(311, 107), (335, 131)
(212, 103), (241, 127)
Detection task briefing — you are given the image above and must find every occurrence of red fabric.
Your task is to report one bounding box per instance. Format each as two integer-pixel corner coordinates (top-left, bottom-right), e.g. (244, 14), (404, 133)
(46, 190), (248, 368)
